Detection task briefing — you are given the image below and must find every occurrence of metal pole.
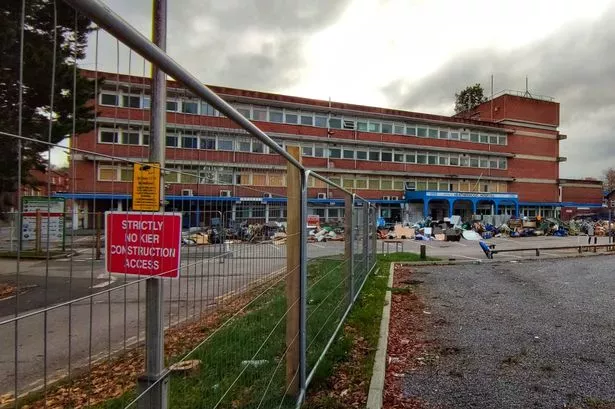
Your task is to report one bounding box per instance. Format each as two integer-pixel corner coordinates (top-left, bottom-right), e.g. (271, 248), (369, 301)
(137, 0), (168, 408)
(609, 208), (612, 244)
(298, 170), (309, 403)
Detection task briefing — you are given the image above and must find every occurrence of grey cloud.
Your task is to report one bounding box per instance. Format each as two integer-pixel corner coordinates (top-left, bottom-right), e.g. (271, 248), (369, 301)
(84, 0), (352, 91)
(382, 6), (615, 179)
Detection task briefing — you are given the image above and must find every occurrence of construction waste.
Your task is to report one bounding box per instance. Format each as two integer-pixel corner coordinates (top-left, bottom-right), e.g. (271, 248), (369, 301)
(376, 215), (615, 242)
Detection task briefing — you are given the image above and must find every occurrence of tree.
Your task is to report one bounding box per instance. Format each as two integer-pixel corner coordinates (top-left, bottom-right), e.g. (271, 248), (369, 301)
(0, 0), (96, 218)
(604, 167), (615, 193)
(454, 83), (488, 114)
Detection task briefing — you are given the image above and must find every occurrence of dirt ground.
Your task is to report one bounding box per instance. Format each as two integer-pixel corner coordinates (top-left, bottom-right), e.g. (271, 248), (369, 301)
(384, 257), (615, 409)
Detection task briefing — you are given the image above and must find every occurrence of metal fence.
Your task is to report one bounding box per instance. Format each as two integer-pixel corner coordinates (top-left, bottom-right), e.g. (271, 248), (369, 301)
(0, 1), (378, 408)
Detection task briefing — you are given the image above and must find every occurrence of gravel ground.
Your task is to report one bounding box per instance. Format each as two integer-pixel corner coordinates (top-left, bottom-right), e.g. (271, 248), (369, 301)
(403, 256), (615, 409)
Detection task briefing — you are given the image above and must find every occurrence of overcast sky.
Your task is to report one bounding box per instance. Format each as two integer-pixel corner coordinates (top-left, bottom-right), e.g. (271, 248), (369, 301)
(78, 0), (615, 179)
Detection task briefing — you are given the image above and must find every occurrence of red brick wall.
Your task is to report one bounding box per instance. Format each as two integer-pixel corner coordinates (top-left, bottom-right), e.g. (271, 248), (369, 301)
(473, 95), (559, 126)
(561, 186), (603, 204)
(508, 159), (558, 180)
(509, 182), (559, 202)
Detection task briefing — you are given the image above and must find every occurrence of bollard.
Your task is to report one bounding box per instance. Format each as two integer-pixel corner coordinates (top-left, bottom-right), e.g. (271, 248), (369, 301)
(420, 244), (426, 260)
(535, 248), (540, 256)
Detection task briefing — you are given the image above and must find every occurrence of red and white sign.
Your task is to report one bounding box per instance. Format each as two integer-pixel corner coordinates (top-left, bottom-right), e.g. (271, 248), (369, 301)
(307, 215), (320, 226)
(105, 212), (182, 278)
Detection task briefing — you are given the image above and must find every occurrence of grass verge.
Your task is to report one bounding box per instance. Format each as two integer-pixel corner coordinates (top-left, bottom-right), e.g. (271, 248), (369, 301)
(304, 252), (431, 408)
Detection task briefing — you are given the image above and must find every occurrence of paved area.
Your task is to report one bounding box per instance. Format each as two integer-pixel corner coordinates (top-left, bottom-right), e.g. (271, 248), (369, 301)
(404, 256), (615, 408)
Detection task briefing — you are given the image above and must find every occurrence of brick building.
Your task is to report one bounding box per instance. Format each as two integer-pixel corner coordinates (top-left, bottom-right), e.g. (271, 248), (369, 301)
(62, 71), (603, 228)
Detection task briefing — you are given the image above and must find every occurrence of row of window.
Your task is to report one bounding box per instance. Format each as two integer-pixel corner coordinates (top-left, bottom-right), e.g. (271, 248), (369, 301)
(96, 164), (508, 193)
(98, 129), (508, 170)
(98, 90), (508, 145)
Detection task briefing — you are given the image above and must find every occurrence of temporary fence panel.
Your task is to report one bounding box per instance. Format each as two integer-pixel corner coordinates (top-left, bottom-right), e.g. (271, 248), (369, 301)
(0, 1), (377, 408)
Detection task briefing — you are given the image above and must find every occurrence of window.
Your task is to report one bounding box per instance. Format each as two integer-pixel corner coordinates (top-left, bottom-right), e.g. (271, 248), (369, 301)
(235, 173), (250, 185)
(300, 115), (313, 126)
(142, 134), (149, 146)
(252, 173), (266, 185)
(498, 135), (507, 145)
(355, 179), (367, 189)
(368, 122), (380, 133)
(470, 133), (479, 142)
(238, 140), (251, 152)
(120, 168), (133, 182)
(251, 107), (267, 121)
(427, 154), (437, 165)
(406, 181), (416, 190)
(252, 141), (264, 153)
(122, 131), (140, 145)
(470, 158), (479, 167)
(439, 155), (449, 166)
(343, 178), (354, 189)
(449, 155), (459, 166)
(368, 179), (380, 189)
(329, 118), (342, 129)
(489, 159), (498, 169)
(394, 153), (404, 162)
(201, 102), (216, 116)
(499, 158), (507, 169)
(381, 151), (393, 162)
(285, 112), (298, 124)
(269, 110), (283, 123)
(182, 136), (198, 149)
(100, 93), (118, 106)
(343, 119), (355, 130)
(343, 149), (354, 159)
(120, 95), (140, 108)
(480, 134), (489, 143)
(450, 132), (459, 140)
(489, 135), (498, 144)
(438, 181), (449, 191)
(166, 100), (178, 112)
(460, 132), (469, 141)
(99, 167), (116, 181)
(329, 148), (341, 158)
(381, 179), (392, 190)
(416, 153), (427, 164)
(182, 101), (199, 114)
(382, 123), (393, 134)
(394, 124), (404, 134)
(142, 96), (151, 109)
(166, 135), (178, 147)
(315, 115), (327, 127)
(314, 146), (325, 157)
(218, 139), (234, 151)
(427, 181), (438, 190)
(460, 156), (470, 167)
(417, 127), (427, 137)
(302, 145), (313, 157)
(393, 179), (404, 190)
(479, 158), (489, 168)
(406, 152), (416, 163)
(269, 174), (285, 186)
(100, 130), (118, 143)
(218, 171), (233, 185)
(357, 121), (368, 131)
(356, 150), (367, 160)
(428, 128), (438, 138)
(417, 181), (427, 190)
(405, 125), (416, 136)
(369, 151), (380, 161)
(439, 130), (449, 139)
(235, 106), (250, 118)
(200, 137), (216, 150)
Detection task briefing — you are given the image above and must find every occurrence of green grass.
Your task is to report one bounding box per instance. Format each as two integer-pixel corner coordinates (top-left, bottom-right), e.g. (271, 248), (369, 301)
(304, 252), (427, 408)
(92, 253), (428, 409)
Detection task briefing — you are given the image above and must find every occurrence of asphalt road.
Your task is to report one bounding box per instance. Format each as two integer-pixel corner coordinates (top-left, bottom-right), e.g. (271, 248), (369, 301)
(0, 241), (344, 397)
(404, 256), (615, 408)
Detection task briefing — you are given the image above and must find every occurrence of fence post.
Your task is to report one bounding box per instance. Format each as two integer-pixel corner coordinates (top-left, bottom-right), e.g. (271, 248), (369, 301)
(372, 205), (377, 266)
(363, 203), (370, 277)
(137, 0), (168, 408)
(35, 210), (42, 253)
(299, 170), (309, 400)
(285, 146), (302, 397)
(345, 194), (355, 305)
(95, 212), (102, 260)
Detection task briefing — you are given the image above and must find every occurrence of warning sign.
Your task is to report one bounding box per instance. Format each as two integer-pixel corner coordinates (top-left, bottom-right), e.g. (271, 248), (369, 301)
(132, 163), (160, 211)
(105, 212), (182, 278)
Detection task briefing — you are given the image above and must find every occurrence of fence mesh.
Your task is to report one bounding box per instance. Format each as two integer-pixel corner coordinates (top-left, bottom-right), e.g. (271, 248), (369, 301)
(0, 1), (378, 408)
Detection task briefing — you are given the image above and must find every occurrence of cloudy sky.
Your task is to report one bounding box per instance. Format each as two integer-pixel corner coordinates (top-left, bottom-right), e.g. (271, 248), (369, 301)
(80, 0), (615, 179)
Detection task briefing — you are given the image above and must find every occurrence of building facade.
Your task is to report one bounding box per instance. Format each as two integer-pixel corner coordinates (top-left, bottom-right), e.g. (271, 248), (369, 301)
(63, 71), (603, 228)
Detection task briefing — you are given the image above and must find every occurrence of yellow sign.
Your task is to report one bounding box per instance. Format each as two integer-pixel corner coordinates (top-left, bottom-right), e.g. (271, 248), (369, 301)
(132, 163), (161, 211)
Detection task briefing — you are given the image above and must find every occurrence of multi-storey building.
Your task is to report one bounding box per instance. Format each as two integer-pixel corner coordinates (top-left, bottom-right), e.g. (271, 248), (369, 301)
(63, 70), (603, 228)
